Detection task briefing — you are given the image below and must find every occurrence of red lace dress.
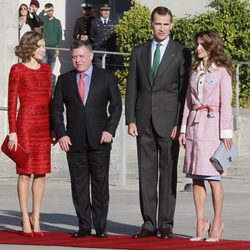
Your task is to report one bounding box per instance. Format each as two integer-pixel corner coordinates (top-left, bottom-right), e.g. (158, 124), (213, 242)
(8, 63), (52, 174)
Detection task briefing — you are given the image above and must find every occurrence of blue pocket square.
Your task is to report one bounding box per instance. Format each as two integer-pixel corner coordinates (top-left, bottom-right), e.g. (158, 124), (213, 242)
(210, 143), (238, 173)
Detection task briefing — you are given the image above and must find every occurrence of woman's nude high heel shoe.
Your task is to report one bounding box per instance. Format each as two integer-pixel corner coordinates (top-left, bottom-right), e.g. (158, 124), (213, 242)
(206, 223), (224, 242)
(190, 221), (210, 242)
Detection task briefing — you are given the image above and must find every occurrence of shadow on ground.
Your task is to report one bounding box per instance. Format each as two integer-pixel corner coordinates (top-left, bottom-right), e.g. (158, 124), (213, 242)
(0, 210), (142, 235)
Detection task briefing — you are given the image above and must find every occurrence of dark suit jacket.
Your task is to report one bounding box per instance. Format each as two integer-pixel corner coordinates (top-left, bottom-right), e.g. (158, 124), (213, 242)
(52, 67), (122, 152)
(125, 38), (191, 137)
(90, 18), (117, 51)
(73, 16), (95, 40)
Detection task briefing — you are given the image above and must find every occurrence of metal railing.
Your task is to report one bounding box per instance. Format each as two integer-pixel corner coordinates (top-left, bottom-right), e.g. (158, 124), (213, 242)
(234, 61), (250, 130)
(1, 51), (249, 121)
(0, 49), (249, 187)
(46, 47), (130, 69)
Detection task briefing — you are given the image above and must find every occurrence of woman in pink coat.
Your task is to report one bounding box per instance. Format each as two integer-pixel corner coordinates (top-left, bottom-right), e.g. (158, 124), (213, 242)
(179, 30), (233, 242)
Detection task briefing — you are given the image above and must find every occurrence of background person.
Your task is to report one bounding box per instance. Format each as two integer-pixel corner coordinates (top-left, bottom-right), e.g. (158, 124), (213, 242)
(73, 3), (95, 41)
(125, 6), (191, 239)
(18, 4), (31, 39)
(52, 40), (122, 238)
(179, 30), (234, 242)
(7, 31), (52, 237)
(29, 0), (43, 34)
(39, 2), (62, 92)
(90, 4), (117, 69)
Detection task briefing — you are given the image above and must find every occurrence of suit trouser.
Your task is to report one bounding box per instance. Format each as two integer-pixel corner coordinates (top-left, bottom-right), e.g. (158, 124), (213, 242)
(67, 149), (110, 233)
(42, 49), (56, 92)
(136, 119), (179, 232)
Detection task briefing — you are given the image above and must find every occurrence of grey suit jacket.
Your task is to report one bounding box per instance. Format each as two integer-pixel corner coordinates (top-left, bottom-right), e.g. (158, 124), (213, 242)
(125, 38), (191, 137)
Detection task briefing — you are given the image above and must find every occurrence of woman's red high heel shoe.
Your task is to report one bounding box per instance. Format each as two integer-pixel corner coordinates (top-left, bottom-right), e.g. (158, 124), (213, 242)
(29, 218), (44, 236)
(21, 221), (33, 237)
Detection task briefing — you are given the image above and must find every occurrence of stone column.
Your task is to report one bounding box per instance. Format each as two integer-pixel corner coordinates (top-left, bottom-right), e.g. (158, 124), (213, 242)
(0, 0), (18, 138)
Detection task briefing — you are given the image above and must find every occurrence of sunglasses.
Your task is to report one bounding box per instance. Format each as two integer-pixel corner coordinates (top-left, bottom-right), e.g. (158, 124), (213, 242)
(20, 7), (28, 10)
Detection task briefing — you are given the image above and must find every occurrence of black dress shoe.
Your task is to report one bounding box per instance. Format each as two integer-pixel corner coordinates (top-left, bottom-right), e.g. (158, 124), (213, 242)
(133, 228), (156, 238)
(96, 231), (108, 238)
(159, 228), (173, 239)
(72, 229), (91, 238)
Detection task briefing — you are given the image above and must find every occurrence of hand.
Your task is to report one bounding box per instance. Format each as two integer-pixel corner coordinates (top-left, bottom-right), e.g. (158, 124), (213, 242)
(54, 50), (60, 58)
(50, 130), (57, 146)
(8, 133), (18, 151)
(28, 6), (34, 13)
(221, 138), (233, 150)
(58, 136), (72, 152)
(80, 35), (88, 41)
(100, 131), (113, 144)
(170, 126), (179, 141)
(178, 133), (186, 149)
(128, 123), (138, 137)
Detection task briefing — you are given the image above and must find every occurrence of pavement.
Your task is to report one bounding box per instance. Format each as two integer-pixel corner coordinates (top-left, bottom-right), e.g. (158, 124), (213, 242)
(0, 110), (250, 249)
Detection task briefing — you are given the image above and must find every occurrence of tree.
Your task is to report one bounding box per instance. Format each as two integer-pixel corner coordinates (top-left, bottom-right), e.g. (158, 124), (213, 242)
(171, 0), (250, 106)
(114, 0), (151, 96)
(115, 0), (250, 105)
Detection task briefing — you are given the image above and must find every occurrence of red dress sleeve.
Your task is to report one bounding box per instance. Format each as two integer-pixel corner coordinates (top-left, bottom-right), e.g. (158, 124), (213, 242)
(8, 64), (19, 133)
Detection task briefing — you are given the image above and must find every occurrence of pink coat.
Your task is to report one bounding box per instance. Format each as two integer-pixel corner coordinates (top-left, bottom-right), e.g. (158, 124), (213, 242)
(180, 63), (233, 176)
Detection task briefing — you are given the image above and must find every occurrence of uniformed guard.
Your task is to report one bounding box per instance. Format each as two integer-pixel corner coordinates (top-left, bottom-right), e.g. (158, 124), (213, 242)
(73, 3), (95, 41)
(90, 4), (117, 69)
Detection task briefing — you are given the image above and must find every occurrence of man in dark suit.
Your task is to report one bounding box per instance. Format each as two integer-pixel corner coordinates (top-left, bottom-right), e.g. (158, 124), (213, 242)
(73, 3), (95, 41)
(125, 6), (191, 238)
(52, 40), (122, 238)
(90, 4), (117, 69)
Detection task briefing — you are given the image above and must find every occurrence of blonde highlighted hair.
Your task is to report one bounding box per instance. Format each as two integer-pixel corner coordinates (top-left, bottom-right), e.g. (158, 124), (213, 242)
(15, 31), (43, 62)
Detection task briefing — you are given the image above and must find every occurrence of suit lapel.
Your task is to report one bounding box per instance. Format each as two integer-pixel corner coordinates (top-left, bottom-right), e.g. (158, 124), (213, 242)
(155, 39), (176, 81)
(141, 41), (153, 86)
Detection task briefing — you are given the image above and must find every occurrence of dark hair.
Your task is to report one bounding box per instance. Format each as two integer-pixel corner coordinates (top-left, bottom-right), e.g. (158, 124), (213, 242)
(45, 3), (53, 8)
(70, 40), (93, 52)
(193, 30), (233, 76)
(19, 3), (29, 21)
(151, 6), (173, 22)
(15, 31), (43, 62)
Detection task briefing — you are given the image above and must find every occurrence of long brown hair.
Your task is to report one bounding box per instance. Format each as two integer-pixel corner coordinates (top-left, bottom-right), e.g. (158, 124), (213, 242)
(193, 30), (233, 76)
(19, 4), (29, 23)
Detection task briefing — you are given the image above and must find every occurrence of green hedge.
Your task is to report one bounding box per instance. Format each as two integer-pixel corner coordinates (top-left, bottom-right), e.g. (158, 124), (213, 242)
(115, 0), (250, 106)
(114, 0), (152, 96)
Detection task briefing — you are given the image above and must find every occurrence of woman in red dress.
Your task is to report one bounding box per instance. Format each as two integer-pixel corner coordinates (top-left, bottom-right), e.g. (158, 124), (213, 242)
(7, 31), (52, 236)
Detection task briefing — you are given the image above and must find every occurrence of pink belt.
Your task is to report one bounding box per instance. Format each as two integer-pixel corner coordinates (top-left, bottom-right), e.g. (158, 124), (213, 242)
(193, 104), (219, 123)
(196, 104), (215, 118)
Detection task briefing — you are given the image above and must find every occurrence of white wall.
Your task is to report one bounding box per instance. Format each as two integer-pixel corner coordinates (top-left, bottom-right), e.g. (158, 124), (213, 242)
(138, 0), (210, 17)
(18, 0), (85, 74)
(0, 0), (19, 147)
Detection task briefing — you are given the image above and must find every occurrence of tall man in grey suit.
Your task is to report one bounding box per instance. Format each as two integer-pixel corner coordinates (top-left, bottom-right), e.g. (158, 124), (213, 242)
(125, 6), (191, 238)
(52, 40), (122, 238)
